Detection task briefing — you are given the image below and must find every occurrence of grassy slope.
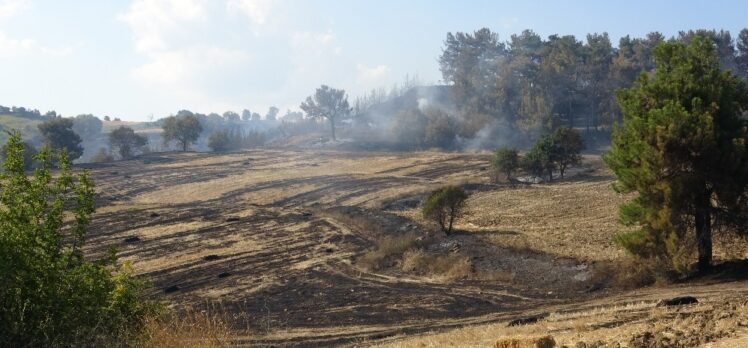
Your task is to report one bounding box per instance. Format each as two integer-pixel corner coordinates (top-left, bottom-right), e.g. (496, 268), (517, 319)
(0, 114), (41, 143)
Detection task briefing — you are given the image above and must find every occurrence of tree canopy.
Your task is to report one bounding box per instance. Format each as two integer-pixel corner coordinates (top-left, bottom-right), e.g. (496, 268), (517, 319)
(300, 85), (351, 141)
(604, 37), (748, 273)
(109, 126), (148, 159)
(161, 115), (203, 151)
(37, 117), (84, 161)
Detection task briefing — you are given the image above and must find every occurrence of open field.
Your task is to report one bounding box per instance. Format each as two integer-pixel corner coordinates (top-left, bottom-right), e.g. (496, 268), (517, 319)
(79, 149), (748, 346)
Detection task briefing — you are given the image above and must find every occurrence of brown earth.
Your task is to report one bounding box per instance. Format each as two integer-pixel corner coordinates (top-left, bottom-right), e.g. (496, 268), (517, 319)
(80, 149), (748, 347)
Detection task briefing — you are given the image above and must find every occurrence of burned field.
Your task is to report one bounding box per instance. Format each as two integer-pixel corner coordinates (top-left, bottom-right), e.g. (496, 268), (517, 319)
(81, 150), (747, 346)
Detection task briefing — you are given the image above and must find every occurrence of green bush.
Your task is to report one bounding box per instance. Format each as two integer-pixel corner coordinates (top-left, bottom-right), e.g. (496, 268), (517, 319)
(491, 147), (519, 182)
(421, 186), (469, 234)
(208, 130), (231, 152)
(0, 131), (153, 347)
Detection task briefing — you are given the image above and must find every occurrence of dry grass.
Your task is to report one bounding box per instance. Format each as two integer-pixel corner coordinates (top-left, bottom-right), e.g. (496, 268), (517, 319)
(358, 232), (420, 271)
(494, 335), (555, 348)
(372, 292), (748, 348)
(401, 250), (472, 281)
(141, 310), (234, 348)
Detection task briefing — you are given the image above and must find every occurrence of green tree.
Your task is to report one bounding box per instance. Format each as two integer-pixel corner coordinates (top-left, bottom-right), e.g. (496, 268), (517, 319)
(162, 115), (203, 151)
(550, 127), (584, 179)
(300, 85), (351, 141)
(208, 130), (231, 152)
(265, 106), (279, 121)
(423, 108), (456, 149)
(0, 132), (152, 346)
(241, 109), (252, 122)
(524, 134), (555, 181)
(109, 126), (148, 159)
(422, 186), (470, 234)
(1, 135), (36, 170)
(222, 111), (240, 122)
(37, 117), (84, 161)
(492, 147), (520, 182)
(604, 38), (748, 272)
(71, 114), (103, 140)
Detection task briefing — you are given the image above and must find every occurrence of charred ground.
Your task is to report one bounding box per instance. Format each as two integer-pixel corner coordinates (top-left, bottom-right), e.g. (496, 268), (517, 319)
(80, 150), (747, 346)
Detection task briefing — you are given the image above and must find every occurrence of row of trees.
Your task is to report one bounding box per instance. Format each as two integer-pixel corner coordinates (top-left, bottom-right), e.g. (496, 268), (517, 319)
(439, 28), (748, 139)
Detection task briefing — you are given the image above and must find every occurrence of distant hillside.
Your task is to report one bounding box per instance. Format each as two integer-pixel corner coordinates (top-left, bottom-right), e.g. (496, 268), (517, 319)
(0, 114), (42, 144)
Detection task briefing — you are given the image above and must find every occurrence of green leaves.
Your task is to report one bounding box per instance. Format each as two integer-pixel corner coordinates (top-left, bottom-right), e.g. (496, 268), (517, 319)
(0, 132), (152, 346)
(422, 186), (469, 234)
(605, 37), (748, 273)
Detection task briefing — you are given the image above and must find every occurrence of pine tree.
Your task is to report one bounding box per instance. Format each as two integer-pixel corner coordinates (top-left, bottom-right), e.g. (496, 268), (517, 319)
(604, 37), (748, 272)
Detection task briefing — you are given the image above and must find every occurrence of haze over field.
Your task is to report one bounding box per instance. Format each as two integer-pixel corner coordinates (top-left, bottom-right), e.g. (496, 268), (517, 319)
(2, 1), (748, 347)
(1, 0), (748, 120)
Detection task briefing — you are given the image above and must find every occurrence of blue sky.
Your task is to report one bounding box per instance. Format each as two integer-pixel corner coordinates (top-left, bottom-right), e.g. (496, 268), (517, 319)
(1, 0), (747, 121)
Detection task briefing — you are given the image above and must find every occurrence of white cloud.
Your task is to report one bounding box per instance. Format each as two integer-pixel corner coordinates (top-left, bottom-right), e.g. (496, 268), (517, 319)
(131, 46), (251, 86)
(0, 32), (73, 58)
(290, 30), (335, 48)
(118, 0), (207, 54)
(357, 64), (389, 81)
(0, 0), (28, 19)
(226, 0), (273, 25)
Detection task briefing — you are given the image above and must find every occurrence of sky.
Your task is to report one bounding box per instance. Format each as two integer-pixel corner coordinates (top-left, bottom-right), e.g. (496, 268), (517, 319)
(1, 0), (747, 121)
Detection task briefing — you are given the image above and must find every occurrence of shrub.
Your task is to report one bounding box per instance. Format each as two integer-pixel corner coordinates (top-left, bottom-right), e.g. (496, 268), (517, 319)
(90, 147), (115, 163)
(401, 250), (472, 281)
(358, 232), (419, 271)
(492, 147), (520, 182)
(550, 127), (584, 178)
(0, 132), (153, 347)
(0, 135), (36, 170)
(421, 186), (469, 234)
(208, 130), (231, 152)
(423, 108), (457, 149)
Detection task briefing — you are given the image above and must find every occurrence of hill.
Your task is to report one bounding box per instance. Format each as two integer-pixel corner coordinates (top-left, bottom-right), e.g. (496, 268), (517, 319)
(78, 149), (748, 346)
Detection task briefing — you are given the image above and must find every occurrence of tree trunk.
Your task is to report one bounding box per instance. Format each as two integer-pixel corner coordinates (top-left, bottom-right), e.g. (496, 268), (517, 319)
(695, 194), (713, 271)
(182, 140), (188, 152)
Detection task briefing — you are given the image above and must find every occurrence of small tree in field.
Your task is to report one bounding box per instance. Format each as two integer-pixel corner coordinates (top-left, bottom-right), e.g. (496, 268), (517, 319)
(38, 117), (84, 161)
(208, 130), (230, 152)
(524, 135), (555, 181)
(300, 85), (351, 141)
(422, 186), (470, 234)
(0, 132), (152, 346)
(162, 115), (203, 151)
(492, 147), (520, 182)
(604, 38), (748, 273)
(109, 126), (148, 159)
(550, 127), (584, 179)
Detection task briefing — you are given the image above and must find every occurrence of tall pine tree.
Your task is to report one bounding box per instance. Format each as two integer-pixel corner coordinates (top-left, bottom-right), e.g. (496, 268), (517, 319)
(605, 37), (748, 272)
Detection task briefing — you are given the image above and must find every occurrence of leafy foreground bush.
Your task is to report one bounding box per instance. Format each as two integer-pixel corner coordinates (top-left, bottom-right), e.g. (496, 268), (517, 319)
(0, 131), (154, 347)
(422, 186), (469, 234)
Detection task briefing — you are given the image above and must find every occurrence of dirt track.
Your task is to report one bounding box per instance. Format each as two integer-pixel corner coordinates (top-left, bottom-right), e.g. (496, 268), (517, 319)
(80, 150), (748, 346)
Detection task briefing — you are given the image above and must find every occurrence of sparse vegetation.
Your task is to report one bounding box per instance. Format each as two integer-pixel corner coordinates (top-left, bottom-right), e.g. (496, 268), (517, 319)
(401, 250), (472, 280)
(422, 186), (470, 234)
(358, 232), (420, 271)
(90, 146), (115, 162)
(492, 147), (520, 182)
